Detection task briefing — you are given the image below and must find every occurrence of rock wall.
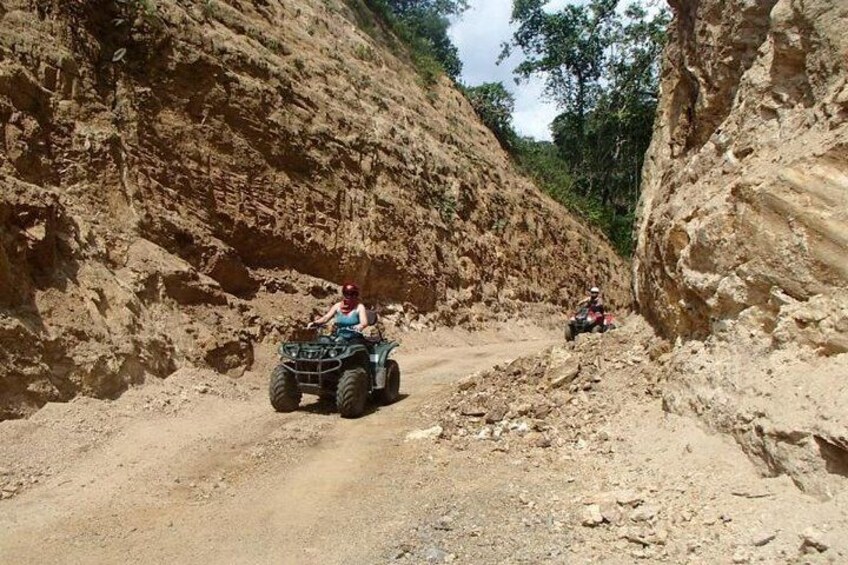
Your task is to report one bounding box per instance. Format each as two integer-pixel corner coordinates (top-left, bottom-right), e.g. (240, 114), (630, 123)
(635, 0), (848, 497)
(0, 0), (630, 419)
(635, 0), (848, 347)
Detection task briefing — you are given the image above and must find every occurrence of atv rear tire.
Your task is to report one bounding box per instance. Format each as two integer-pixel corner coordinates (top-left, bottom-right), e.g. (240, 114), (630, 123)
(376, 360), (401, 405)
(269, 365), (301, 412)
(564, 325), (574, 342)
(337, 366), (369, 418)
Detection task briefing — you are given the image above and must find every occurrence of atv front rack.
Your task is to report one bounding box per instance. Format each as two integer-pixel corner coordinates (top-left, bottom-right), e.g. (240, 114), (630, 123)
(279, 342), (349, 361)
(278, 343), (349, 394)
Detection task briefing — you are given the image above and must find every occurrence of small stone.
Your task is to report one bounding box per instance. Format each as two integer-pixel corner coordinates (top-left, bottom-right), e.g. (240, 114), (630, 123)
(630, 505), (658, 523)
(800, 527), (828, 553)
(510, 422), (530, 436)
(509, 402), (532, 416)
(476, 427), (493, 440)
(599, 501), (623, 526)
(193, 384), (209, 394)
(461, 406), (486, 417)
(648, 528), (669, 546)
(485, 404), (507, 423)
(731, 549), (750, 563)
(435, 516), (454, 531)
(751, 530), (777, 547)
(549, 364), (580, 388)
(424, 546), (449, 563)
(615, 489), (643, 507)
(457, 377), (477, 391)
(582, 504), (605, 527)
(406, 426), (443, 441)
(535, 436), (552, 448)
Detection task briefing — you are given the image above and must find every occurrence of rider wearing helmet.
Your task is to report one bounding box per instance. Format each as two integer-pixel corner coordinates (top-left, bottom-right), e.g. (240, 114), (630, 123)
(309, 282), (370, 340)
(578, 286), (605, 314)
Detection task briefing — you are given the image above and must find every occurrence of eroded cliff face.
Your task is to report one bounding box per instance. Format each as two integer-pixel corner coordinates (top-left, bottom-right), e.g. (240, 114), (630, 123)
(635, 0), (847, 347)
(636, 0), (848, 497)
(0, 0), (630, 419)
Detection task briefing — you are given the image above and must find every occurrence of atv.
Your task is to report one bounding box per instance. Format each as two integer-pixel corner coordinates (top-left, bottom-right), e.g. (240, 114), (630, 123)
(269, 312), (400, 418)
(564, 307), (616, 341)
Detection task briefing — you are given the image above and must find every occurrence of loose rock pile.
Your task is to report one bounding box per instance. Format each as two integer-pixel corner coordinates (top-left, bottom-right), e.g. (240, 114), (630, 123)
(435, 316), (666, 456)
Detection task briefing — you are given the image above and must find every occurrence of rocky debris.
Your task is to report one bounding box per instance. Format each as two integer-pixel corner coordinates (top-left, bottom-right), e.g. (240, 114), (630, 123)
(406, 426), (444, 442)
(799, 527), (829, 554)
(436, 318), (667, 456)
(582, 504), (605, 527)
(751, 530), (777, 547)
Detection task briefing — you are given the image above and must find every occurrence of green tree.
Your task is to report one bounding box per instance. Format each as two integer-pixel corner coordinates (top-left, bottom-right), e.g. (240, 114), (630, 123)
(387, 0), (468, 17)
(503, 0), (669, 254)
(364, 0), (469, 79)
(463, 82), (517, 148)
(501, 0), (618, 127)
(398, 6), (464, 78)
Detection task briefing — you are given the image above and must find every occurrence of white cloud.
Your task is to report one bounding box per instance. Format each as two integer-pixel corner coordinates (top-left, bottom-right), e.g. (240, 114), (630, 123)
(449, 0), (583, 140)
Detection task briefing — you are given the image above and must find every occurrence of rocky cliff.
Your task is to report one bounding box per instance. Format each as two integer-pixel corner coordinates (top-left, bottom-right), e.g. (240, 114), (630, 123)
(635, 0), (847, 347)
(635, 0), (848, 497)
(0, 0), (630, 419)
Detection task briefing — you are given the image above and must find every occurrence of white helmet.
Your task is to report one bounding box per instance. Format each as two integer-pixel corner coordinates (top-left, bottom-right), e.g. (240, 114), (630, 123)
(590, 287), (600, 294)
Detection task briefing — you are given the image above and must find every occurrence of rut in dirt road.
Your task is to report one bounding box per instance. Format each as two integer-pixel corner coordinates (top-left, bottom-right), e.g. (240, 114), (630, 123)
(0, 340), (555, 565)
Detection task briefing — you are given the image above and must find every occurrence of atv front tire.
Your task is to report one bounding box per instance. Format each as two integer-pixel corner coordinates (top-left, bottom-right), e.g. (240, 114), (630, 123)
(269, 365), (301, 412)
(591, 325), (603, 334)
(376, 360), (401, 405)
(337, 366), (369, 418)
(564, 325), (575, 342)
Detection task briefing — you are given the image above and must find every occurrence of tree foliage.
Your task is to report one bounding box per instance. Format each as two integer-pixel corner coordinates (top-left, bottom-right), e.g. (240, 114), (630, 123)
(364, 0), (469, 80)
(463, 82), (516, 148)
(499, 0), (669, 254)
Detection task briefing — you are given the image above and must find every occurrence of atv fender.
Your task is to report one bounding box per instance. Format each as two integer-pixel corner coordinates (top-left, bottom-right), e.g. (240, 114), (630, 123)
(372, 342), (399, 389)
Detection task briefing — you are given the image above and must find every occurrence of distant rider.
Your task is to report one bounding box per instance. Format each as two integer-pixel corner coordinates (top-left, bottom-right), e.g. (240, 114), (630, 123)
(308, 282), (369, 340)
(577, 286), (605, 315)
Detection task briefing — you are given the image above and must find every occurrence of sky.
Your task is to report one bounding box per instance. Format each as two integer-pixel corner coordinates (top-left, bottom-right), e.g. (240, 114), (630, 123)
(449, 0), (578, 141)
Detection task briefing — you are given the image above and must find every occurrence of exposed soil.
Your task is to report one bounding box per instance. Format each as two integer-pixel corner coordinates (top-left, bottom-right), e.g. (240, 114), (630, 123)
(2, 324), (845, 564)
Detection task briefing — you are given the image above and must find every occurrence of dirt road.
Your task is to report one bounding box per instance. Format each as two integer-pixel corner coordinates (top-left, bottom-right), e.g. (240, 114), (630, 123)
(0, 339), (555, 565)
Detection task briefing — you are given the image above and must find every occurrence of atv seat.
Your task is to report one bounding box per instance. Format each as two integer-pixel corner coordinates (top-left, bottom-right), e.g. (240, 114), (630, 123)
(365, 309), (378, 326)
(365, 310), (382, 344)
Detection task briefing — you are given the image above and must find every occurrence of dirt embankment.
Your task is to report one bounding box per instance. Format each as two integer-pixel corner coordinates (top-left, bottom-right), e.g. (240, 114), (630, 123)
(416, 319), (847, 563)
(0, 0), (630, 419)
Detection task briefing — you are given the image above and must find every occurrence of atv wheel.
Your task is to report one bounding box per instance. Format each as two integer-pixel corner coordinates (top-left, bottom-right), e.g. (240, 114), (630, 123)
(591, 325), (603, 334)
(269, 365), (301, 412)
(337, 366), (369, 418)
(564, 325), (574, 342)
(376, 360), (401, 405)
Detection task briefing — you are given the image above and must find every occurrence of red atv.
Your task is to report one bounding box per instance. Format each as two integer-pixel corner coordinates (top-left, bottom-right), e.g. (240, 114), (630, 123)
(564, 307), (616, 341)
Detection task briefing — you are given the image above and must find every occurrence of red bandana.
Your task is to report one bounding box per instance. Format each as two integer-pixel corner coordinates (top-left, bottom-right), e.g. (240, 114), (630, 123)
(340, 297), (359, 314)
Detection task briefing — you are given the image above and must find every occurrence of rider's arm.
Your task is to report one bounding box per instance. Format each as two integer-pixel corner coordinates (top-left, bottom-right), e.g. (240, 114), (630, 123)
(354, 303), (369, 331)
(313, 302), (340, 325)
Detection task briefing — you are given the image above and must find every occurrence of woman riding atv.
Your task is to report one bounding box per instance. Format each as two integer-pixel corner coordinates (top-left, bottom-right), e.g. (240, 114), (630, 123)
(308, 282), (370, 341)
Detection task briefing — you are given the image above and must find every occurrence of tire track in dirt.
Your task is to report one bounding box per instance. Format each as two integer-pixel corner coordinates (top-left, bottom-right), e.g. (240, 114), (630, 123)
(0, 339), (555, 565)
